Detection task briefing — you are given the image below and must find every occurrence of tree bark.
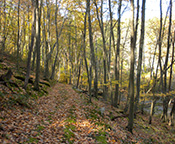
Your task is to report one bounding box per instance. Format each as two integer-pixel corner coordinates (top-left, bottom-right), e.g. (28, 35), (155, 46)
(50, 0), (59, 80)
(76, 37), (83, 88)
(22, 13), (26, 58)
(17, 0), (20, 71)
(169, 30), (175, 91)
(87, 0), (98, 99)
(135, 0), (146, 115)
(164, 0), (172, 93)
(68, 21), (72, 84)
(114, 0), (122, 107)
(158, 0), (163, 92)
(44, 0), (51, 80)
(82, 6), (92, 102)
(94, 0), (107, 100)
(127, 0), (135, 133)
(50, 3), (66, 80)
(24, 0), (36, 89)
(161, 0), (172, 122)
(1, 0), (6, 57)
(34, 0), (42, 90)
(108, 0), (115, 106)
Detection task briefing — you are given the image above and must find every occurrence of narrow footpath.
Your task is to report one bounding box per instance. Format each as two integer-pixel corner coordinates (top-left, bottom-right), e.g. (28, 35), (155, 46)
(0, 83), (168, 143)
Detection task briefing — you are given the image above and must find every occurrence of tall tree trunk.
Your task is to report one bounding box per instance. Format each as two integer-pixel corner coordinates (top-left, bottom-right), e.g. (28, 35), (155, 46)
(161, 0), (172, 122)
(24, 0), (36, 89)
(122, 22), (130, 112)
(68, 22), (72, 84)
(94, 0), (108, 100)
(82, 6), (91, 102)
(87, 0), (98, 99)
(164, 0), (172, 93)
(114, 0), (122, 107)
(135, 0), (146, 115)
(17, 0), (20, 70)
(27, 4), (30, 52)
(76, 38), (83, 88)
(108, 0), (115, 106)
(134, 0), (140, 57)
(50, 3), (66, 80)
(34, 0), (42, 90)
(50, 0), (59, 79)
(50, 0), (59, 80)
(119, 23), (129, 105)
(169, 30), (175, 91)
(42, 7), (46, 67)
(127, 0), (135, 133)
(1, 0), (6, 56)
(22, 14), (26, 58)
(150, 4), (170, 80)
(74, 20), (78, 85)
(44, 0), (51, 80)
(158, 0), (163, 92)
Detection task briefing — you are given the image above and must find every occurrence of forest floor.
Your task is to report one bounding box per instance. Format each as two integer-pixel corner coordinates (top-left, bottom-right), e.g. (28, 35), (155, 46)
(1, 82), (175, 143)
(0, 54), (175, 143)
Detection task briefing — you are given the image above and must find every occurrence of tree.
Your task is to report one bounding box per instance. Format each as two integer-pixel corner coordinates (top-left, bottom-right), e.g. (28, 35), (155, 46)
(169, 29), (175, 92)
(94, 0), (107, 100)
(158, 0), (163, 93)
(44, 0), (51, 80)
(108, 0), (115, 105)
(135, 0), (146, 115)
(34, 0), (42, 90)
(1, 0), (6, 55)
(68, 21), (72, 84)
(24, 0), (36, 89)
(17, 0), (21, 70)
(87, 0), (98, 99)
(114, 0), (122, 107)
(124, 0), (139, 114)
(50, 1), (66, 80)
(127, 0), (135, 133)
(162, 0), (172, 122)
(82, 5), (92, 102)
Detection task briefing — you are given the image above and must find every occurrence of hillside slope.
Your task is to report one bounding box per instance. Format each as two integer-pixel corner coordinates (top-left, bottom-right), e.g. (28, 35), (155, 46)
(0, 54), (175, 143)
(1, 82), (175, 143)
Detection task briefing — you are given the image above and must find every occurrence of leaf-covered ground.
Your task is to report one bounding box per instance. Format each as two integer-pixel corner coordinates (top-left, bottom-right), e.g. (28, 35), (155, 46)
(1, 82), (175, 143)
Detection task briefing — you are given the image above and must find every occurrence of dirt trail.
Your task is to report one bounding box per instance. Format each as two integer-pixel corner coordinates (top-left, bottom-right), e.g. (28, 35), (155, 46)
(1, 83), (166, 144)
(0, 83), (109, 143)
